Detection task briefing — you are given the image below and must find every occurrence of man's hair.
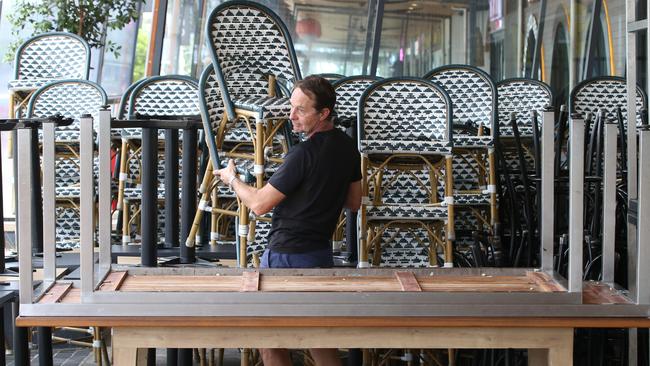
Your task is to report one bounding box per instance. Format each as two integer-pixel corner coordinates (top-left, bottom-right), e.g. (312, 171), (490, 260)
(294, 76), (336, 118)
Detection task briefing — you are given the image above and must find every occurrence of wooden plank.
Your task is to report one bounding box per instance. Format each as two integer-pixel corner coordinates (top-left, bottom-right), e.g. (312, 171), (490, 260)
(38, 283), (72, 304)
(99, 271), (128, 291)
(17, 316), (650, 329)
(240, 271), (260, 292)
(395, 272), (422, 292)
(583, 282), (632, 305)
(526, 272), (566, 292)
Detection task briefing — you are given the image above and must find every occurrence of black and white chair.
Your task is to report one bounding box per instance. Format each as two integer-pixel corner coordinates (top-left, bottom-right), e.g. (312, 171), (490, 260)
(357, 77), (454, 268)
(204, 1), (302, 266)
(119, 75), (200, 245)
(26, 80), (107, 249)
(496, 78), (553, 266)
(424, 65), (498, 265)
(9, 32), (90, 118)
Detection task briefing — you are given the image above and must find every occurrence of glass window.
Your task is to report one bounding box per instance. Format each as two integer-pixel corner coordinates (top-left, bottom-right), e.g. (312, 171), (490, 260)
(99, 20), (140, 96)
(160, 0), (204, 77)
(132, 1), (154, 81)
(376, 2), (452, 77)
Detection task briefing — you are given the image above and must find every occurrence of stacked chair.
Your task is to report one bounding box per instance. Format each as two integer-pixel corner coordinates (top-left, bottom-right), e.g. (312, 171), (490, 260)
(560, 76), (648, 278)
(195, 0), (302, 267)
(117, 75), (200, 245)
(357, 77), (454, 268)
(9, 32), (90, 118)
(331, 75), (382, 255)
(26, 80), (107, 249)
(496, 78), (553, 267)
(424, 65), (498, 267)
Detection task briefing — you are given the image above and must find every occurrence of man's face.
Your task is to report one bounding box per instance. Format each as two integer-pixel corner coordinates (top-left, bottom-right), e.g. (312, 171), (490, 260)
(289, 88), (325, 134)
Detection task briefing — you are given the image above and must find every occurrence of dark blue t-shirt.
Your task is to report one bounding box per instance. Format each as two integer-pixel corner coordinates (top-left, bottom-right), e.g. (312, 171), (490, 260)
(267, 128), (361, 253)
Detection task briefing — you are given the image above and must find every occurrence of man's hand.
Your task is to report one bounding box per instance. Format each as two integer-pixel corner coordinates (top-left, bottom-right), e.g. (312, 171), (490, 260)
(214, 159), (237, 186)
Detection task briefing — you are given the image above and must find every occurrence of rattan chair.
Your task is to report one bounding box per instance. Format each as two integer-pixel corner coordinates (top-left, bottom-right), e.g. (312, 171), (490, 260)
(26, 80), (107, 249)
(424, 65), (498, 262)
(9, 32), (90, 118)
(357, 77), (454, 268)
(118, 75), (200, 245)
(204, 1), (302, 266)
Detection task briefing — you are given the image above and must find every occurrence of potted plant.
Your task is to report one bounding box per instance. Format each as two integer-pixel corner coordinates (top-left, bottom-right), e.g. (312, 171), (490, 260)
(4, 0), (146, 61)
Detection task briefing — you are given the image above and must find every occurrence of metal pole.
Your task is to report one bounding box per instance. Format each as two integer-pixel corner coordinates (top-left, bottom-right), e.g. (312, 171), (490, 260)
(30, 126), (43, 254)
(98, 108), (112, 268)
(180, 128), (197, 263)
(636, 124), (650, 305)
(601, 119), (617, 284)
(41, 123), (56, 282)
(540, 107), (555, 272)
(164, 129), (179, 248)
(37, 327), (53, 366)
(368, 0), (385, 76)
(568, 114), (584, 296)
(141, 127), (158, 267)
(17, 127), (34, 305)
(80, 115), (95, 297)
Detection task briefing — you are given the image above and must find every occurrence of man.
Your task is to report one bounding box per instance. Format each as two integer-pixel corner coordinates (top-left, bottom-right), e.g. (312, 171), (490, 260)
(215, 75), (361, 366)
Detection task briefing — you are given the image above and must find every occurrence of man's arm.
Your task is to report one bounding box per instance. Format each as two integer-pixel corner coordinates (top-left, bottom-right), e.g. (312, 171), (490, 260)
(344, 180), (361, 211)
(215, 160), (285, 215)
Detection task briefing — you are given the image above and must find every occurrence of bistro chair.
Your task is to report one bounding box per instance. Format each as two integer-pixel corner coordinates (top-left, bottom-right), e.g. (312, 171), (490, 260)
(119, 75), (200, 245)
(204, 0), (301, 266)
(9, 32), (90, 118)
(496, 78), (553, 267)
(424, 65), (498, 263)
(357, 77), (454, 268)
(26, 80), (107, 248)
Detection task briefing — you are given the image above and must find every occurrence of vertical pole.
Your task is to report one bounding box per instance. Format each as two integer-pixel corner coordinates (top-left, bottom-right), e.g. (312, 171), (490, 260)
(41, 122), (56, 281)
(98, 109), (112, 268)
(601, 120), (617, 283)
(80, 115), (95, 297)
(569, 0), (577, 91)
(164, 129), (179, 248)
(180, 128), (197, 263)
(636, 125), (650, 305)
(540, 107), (555, 272)
(37, 327), (53, 366)
(30, 126), (43, 254)
(568, 114), (584, 296)
(17, 127), (34, 305)
(141, 127), (158, 267)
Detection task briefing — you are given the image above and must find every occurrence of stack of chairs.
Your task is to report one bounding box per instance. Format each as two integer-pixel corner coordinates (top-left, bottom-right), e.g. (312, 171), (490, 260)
(331, 75), (381, 258)
(25, 80), (107, 249)
(496, 78), (553, 267)
(197, 0), (302, 268)
(116, 75), (200, 246)
(559, 76), (648, 279)
(357, 77), (454, 268)
(8, 32), (90, 118)
(424, 65), (498, 267)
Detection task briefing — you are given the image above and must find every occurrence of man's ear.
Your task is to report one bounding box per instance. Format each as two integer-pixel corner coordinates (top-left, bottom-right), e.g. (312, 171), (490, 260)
(320, 108), (331, 121)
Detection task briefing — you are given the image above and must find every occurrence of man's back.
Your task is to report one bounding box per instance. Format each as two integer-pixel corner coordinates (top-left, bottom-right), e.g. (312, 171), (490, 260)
(267, 128), (360, 253)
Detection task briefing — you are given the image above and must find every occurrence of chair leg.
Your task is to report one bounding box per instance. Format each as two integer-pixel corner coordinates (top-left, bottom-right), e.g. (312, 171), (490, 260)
(211, 188), (219, 246)
(186, 165), (214, 247)
(122, 200), (131, 244)
(445, 155), (455, 268)
(238, 202), (249, 268)
(116, 139), (129, 211)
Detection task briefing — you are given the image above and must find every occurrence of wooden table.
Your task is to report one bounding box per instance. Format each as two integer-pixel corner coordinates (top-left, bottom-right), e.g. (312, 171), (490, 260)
(19, 316), (650, 366)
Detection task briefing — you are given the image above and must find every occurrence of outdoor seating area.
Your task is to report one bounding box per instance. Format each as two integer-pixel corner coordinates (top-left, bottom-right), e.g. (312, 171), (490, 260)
(0, 0), (648, 365)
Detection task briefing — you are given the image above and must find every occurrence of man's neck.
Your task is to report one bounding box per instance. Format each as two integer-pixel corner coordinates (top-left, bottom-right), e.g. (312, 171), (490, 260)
(307, 120), (334, 139)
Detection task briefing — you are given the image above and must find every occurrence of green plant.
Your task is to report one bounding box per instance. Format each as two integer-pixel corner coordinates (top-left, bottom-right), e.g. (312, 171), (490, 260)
(5, 0), (146, 62)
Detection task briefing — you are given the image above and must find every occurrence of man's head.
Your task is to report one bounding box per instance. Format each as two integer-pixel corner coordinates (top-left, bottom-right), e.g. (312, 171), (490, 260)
(289, 76), (336, 136)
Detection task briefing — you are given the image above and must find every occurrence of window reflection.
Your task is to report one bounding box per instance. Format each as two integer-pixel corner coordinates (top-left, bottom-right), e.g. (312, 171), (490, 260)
(161, 0), (203, 76)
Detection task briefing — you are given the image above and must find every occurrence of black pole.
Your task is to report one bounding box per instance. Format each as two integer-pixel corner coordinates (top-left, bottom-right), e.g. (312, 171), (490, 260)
(141, 127), (158, 267)
(166, 349), (178, 366)
(178, 349), (193, 365)
(0, 134), (5, 273)
(164, 129), (180, 248)
(37, 327), (53, 366)
(368, 0), (385, 76)
(30, 127), (43, 254)
(14, 325), (29, 366)
(180, 128), (197, 263)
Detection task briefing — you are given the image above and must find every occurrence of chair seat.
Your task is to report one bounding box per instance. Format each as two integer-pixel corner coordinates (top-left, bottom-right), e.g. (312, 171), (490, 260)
(366, 204), (448, 220)
(453, 135), (494, 149)
(360, 140), (452, 155)
(376, 249), (431, 268)
(8, 78), (57, 91)
(233, 96), (291, 120)
(454, 192), (491, 206)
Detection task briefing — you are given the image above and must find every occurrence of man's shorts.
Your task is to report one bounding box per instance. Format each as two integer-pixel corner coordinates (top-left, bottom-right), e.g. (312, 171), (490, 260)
(260, 247), (334, 268)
